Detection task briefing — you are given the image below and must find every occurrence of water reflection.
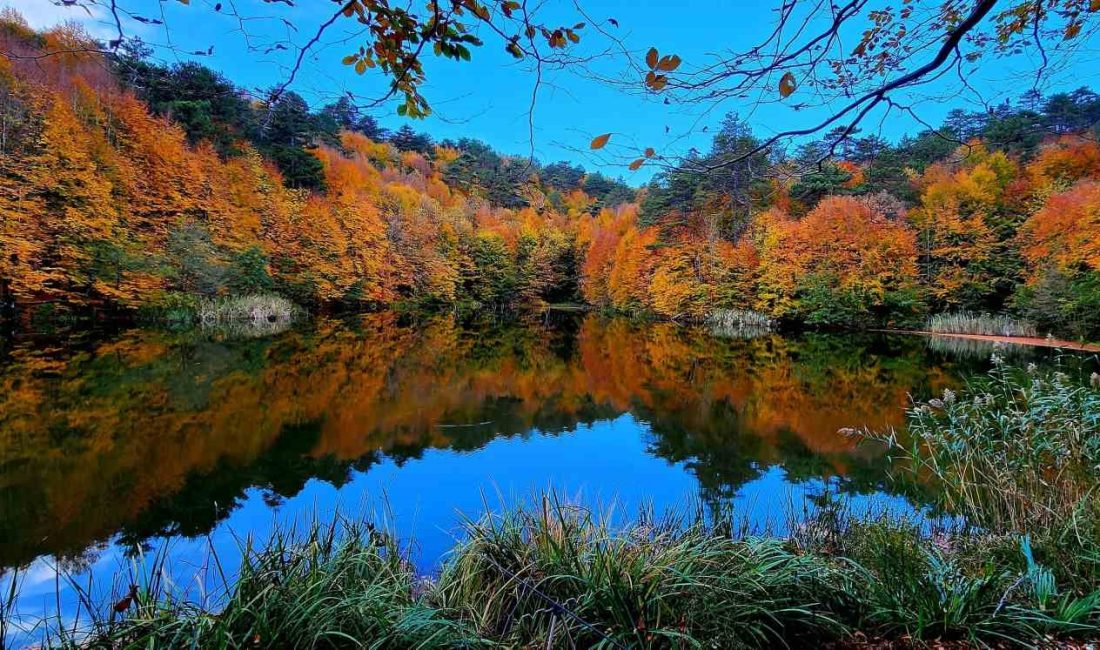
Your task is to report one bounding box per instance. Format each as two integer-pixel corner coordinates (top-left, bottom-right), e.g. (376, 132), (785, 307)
(1, 313), (983, 570)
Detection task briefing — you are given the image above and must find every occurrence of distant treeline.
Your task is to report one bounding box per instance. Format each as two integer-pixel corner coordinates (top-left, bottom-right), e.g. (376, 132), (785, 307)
(2, 11), (1100, 337)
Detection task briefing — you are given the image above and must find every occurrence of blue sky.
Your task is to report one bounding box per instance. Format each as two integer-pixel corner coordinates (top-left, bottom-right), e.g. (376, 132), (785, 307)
(12, 0), (1100, 182)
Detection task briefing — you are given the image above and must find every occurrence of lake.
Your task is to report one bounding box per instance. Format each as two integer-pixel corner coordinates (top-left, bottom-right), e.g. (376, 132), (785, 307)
(0, 311), (1044, 625)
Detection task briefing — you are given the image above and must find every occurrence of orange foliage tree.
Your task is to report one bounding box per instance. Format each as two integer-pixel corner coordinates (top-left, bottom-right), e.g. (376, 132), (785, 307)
(757, 196), (921, 326)
(908, 145), (1017, 310)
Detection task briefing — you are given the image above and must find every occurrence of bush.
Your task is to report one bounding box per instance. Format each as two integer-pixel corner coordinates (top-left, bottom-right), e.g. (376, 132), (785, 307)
(1015, 269), (1100, 340)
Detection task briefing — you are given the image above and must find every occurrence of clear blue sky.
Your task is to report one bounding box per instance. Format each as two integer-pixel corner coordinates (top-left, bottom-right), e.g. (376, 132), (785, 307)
(13, 0), (1100, 182)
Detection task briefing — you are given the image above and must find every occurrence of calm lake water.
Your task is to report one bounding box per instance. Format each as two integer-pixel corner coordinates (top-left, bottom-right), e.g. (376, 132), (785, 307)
(0, 311), (1051, 626)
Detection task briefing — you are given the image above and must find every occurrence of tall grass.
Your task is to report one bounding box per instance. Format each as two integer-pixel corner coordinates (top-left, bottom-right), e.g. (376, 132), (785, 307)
(860, 361), (1100, 533)
(198, 294), (302, 326)
(436, 497), (849, 648)
(706, 308), (774, 339)
(927, 312), (1039, 338)
(19, 518), (479, 649)
(4, 494), (1099, 648)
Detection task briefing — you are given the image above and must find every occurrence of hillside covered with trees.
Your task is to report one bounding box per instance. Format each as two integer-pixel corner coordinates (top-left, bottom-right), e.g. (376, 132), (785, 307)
(3, 11), (1100, 337)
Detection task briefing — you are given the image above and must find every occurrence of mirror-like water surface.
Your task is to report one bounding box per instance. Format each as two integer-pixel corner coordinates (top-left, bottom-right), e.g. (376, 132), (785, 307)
(1, 312), (1033, 621)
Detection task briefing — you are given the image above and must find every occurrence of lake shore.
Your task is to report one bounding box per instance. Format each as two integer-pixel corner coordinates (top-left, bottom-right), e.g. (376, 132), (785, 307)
(876, 329), (1100, 352)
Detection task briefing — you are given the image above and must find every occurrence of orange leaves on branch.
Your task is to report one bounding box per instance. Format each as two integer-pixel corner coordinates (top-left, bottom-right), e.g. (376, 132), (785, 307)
(645, 71), (669, 91)
(656, 54), (681, 71)
(642, 46), (680, 92)
(590, 133), (611, 149)
(779, 72), (797, 98)
(1020, 181), (1100, 275)
(343, 48), (377, 74)
(628, 158), (645, 171)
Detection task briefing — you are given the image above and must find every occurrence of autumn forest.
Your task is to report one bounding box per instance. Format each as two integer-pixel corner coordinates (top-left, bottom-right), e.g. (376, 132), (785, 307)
(2, 10), (1100, 339)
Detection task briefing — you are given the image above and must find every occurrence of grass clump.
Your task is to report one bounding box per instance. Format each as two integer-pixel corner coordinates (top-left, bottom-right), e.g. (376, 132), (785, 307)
(706, 308), (774, 339)
(198, 294), (302, 326)
(38, 519), (479, 649)
(196, 294), (303, 338)
(857, 359), (1100, 626)
(927, 312), (1039, 338)
(436, 498), (849, 648)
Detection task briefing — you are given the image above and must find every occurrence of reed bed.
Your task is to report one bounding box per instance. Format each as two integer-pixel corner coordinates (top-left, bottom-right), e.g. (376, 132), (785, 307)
(706, 308), (775, 339)
(927, 312), (1039, 338)
(197, 294), (303, 326)
(859, 361), (1100, 534)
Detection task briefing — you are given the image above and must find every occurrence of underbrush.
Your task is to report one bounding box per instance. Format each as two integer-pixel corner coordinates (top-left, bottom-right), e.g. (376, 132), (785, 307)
(856, 360), (1100, 614)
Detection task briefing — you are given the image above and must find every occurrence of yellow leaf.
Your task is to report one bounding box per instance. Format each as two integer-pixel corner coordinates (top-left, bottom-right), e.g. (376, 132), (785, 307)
(590, 133), (611, 150)
(341, 54), (358, 65)
(656, 54), (681, 72)
(355, 59), (368, 74)
(645, 47), (658, 70)
(779, 71), (797, 98)
(628, 158), (645, 171)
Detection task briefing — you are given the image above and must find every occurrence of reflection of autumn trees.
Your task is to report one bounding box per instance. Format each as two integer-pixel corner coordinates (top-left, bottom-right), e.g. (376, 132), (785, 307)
(0, 315), (963, 566)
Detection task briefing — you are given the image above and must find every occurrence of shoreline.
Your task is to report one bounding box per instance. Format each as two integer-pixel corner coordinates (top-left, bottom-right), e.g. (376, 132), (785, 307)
(876, 329), (1100, 352)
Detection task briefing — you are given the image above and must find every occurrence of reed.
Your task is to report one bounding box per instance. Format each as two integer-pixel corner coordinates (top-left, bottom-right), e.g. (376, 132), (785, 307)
(859, 361), (1100, 534)
(927, 312), (1039, 338)
(706, 308), (774, 339)
(196, 294), (303, 326)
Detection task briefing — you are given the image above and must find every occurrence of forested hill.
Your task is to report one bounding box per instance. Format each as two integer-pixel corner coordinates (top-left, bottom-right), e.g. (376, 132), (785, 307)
(0, 14), (632, 314)
(3, 12), (1100, 338)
